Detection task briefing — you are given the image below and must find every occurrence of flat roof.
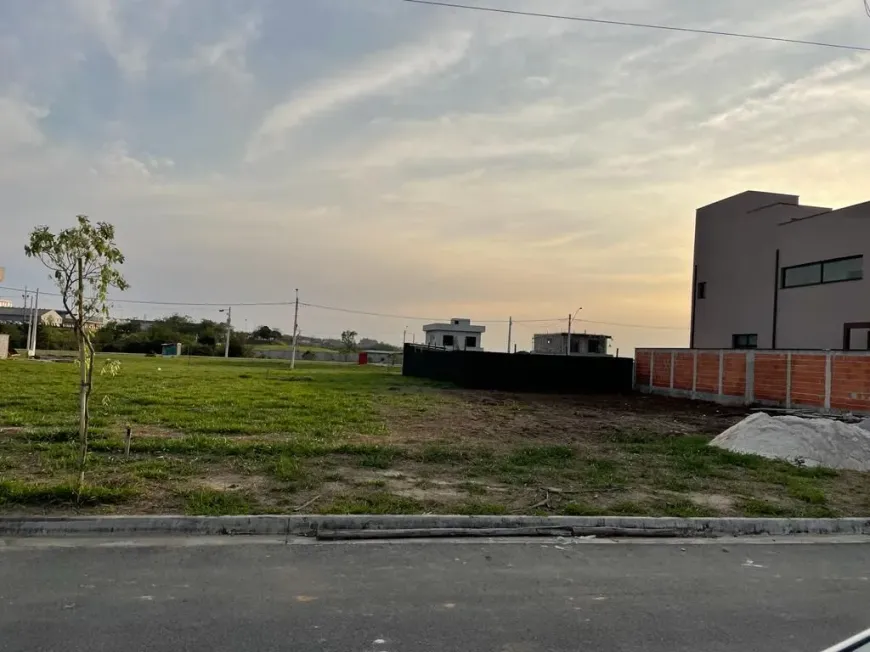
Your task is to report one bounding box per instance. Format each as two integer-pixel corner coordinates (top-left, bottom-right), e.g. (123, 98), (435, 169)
(535, 332), (611, 339)
(423, 323), (486, 332)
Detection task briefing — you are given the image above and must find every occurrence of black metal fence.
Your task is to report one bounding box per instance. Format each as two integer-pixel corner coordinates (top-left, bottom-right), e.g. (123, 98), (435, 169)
(402, 344), (634, 393)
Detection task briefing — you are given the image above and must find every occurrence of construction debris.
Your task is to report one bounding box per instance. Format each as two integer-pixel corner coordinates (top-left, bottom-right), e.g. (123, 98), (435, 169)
(710, 412), (870, 472)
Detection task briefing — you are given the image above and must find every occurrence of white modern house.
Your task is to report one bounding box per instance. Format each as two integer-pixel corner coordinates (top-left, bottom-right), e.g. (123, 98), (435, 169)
(423, 318), (486, 351)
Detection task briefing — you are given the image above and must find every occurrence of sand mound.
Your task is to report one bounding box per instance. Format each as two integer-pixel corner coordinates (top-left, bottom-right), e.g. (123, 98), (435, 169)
(710, 412), (870, 471)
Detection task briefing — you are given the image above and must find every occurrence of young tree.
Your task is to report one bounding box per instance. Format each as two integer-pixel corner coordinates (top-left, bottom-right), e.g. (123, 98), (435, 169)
(340, 329), (358, 353)
(25, 216), (128, 489)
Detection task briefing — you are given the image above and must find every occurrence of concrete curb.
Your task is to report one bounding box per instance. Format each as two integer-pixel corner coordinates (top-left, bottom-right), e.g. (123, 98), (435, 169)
(2, 515), (870, 538)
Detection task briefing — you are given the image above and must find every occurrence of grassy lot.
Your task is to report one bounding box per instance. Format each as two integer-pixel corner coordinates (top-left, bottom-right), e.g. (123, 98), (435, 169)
(250, 343), (336, 353)
(1, 356), (869, 516)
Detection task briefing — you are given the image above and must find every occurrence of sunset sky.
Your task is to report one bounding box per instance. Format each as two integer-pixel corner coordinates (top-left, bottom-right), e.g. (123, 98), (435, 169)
(2, 0), (869, 353)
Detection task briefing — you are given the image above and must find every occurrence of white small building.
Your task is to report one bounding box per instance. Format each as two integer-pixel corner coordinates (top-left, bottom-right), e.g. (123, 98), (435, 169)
(423, 318), (486, 351)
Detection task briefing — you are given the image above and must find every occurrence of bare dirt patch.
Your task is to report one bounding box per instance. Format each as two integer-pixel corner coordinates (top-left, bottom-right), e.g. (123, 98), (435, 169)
(379, 390), (746, 451)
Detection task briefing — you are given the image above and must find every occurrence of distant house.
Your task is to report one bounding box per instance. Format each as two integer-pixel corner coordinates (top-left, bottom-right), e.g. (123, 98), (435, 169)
(56, 311), (104, 331)
(360, 350), (401, 365)
(0, 307), (63, 327)
(533, 332), (612, 356)
(423, 318), (486, 351)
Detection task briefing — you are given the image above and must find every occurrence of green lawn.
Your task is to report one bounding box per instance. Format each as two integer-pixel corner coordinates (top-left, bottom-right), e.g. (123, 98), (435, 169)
(251, 343), (336, 353)
(1, 356), (398, 437)
(2, 356), (869, 517)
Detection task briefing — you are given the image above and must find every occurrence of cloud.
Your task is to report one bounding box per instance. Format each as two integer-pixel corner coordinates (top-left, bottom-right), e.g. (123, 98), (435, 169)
(245, 30), (472, 161)
(71, 0), (150, 79)
(180, 14), (261, 83)
(702, 53), (870, 129)
(3, 0), (870, 354)
(0, 96), (48, 150)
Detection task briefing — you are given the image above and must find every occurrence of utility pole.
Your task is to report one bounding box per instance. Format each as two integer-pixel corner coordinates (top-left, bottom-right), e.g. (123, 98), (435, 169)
(223, 306), (232, 358)
(403, 326), (407, 344)
(507, 316), (512, 353)
(290, 288), (299, 370)
(29, 288), (39, 356)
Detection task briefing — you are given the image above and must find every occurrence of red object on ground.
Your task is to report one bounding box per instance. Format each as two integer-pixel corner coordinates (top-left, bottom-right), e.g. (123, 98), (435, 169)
(358, 352), (368, 365)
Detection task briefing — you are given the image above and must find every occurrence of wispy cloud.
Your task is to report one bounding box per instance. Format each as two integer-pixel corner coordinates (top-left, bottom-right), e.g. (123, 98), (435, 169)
(702, 53), (870, 128)
(245, 30), (472, 161)
(72, 0), (150, 79)
(3, 0), (870, 352)
(180, 14), (261, 83)
(0, 96), (47, 150)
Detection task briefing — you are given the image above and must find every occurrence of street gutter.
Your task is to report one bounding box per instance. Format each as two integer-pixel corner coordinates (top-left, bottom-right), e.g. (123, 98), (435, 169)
(1, 515), (870, 538)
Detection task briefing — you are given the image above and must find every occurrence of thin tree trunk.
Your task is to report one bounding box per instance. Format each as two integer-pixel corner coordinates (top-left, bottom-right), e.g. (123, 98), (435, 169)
(76, 257), (88, 492)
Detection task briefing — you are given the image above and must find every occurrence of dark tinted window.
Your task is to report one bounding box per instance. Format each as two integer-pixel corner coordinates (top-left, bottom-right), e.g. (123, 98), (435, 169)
(732, 334), (757, 349)
(823, 257), (863, 283)
(783, 264), (821, 288)
(782, 256), (862, 288)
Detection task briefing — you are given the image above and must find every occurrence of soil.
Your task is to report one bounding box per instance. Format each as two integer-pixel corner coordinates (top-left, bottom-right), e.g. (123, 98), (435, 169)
(381, 389), (747, 448)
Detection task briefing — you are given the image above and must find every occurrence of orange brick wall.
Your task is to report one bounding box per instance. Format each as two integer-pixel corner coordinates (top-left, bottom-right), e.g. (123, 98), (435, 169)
(673, 352), (694, 391)
(831, 356), (870, 412)
(722, 353), (746, 397)
(696, 353), (719, 393)
(652, 352), (672, 388)
(753, 354), (787, 403)
(635, 349), (870, 414)
(635, 350), (651, 386)
(790, 355), (826, 407)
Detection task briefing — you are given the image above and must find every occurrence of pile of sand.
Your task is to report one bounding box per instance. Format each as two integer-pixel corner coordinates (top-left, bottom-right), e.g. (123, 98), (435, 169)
(710, 412), (870, 471)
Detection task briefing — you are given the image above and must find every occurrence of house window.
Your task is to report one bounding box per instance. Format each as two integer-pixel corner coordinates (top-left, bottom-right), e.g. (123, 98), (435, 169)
(697, 281), (706, 299)
(732, 333), (758, 349)
(588, 339), (602, 354)
(442, 335), (455, 347)
(465, 336), (477, 348)
(782, 256), (862, 288)
(782, 263), (821, 288)
(822, 256), (863, 283)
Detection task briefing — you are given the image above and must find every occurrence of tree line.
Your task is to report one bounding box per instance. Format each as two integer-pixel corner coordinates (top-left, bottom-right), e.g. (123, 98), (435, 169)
(1, 315), (249, 357)
(0, 317), (401, 357)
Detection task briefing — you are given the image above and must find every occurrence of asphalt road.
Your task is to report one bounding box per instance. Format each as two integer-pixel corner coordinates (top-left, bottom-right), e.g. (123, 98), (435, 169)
(1, 537), (869, 652)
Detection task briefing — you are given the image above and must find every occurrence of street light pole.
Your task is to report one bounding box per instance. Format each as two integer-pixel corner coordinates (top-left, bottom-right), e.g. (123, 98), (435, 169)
(567, 307), (582, 356)
(221, 307), (232, 358)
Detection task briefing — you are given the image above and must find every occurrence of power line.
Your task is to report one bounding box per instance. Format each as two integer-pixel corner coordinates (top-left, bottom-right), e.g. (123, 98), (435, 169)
(300, 301), (561, 324)
(575, 318), (686, 331)
(1, 284), (685, 330)
(299, 302), (445, 322)
(0, 285), (292, 307)
(0, 285), (554, 323)
(400, 0), (870, 53)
